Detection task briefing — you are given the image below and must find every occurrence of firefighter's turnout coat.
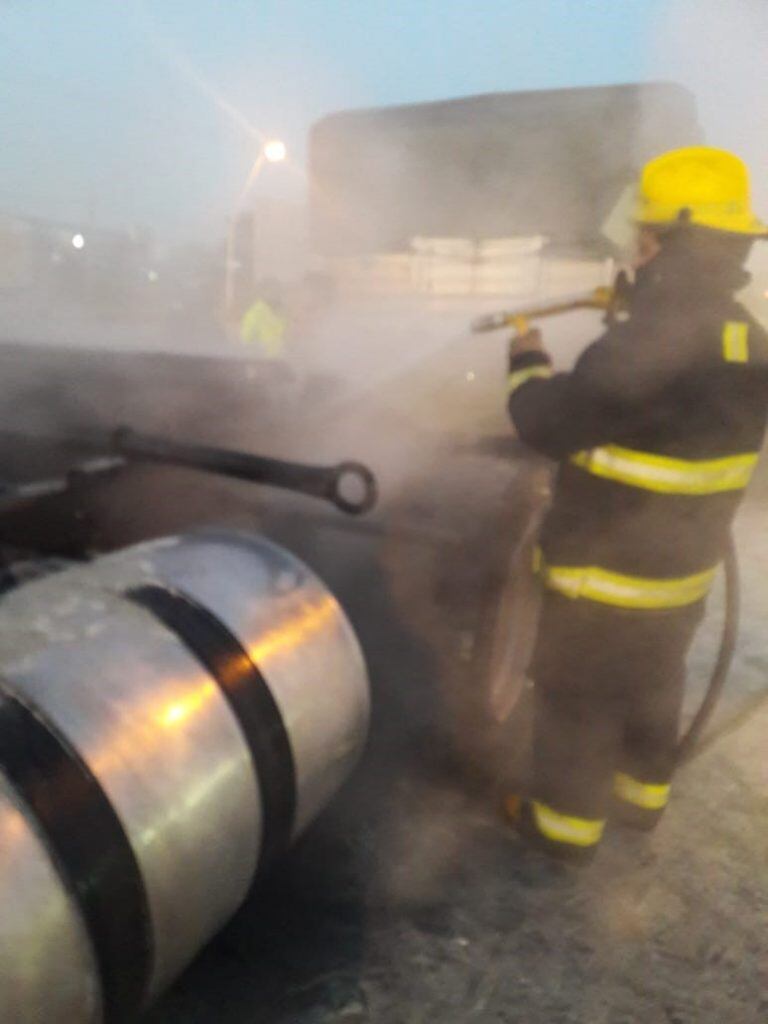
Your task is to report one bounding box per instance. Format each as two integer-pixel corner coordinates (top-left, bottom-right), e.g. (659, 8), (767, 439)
(507, 237), (768, 860)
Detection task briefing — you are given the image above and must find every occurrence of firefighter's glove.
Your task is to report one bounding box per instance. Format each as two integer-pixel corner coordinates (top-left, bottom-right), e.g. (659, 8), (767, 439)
(508, 328), (545, 369)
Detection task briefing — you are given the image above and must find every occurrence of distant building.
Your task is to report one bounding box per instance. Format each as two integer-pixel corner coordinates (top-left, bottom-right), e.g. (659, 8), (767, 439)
(0, 212), (152, 312)
(0, 215), (34, 292)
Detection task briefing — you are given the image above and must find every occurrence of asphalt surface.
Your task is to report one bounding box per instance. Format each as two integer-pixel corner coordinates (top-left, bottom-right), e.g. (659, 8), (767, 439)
(1, 299), (766, 1023)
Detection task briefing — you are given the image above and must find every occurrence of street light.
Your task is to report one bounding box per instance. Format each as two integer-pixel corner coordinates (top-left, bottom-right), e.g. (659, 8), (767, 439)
(263, 139), (287, 164)
(224, 137), (288, 320)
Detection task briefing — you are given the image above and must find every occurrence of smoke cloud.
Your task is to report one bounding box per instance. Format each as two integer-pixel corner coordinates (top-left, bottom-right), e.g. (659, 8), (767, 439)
(653, 0), (768, 212)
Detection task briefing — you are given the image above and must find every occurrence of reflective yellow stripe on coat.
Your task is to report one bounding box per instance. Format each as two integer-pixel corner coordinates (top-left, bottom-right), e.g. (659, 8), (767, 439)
(507, 365), (552, 394)
(539, 556), (717, 609)
(722, 320), (749, 363)
(571, 445), (758, 495)
(614, 772), (671, 811)
(532, 801), (605, 848)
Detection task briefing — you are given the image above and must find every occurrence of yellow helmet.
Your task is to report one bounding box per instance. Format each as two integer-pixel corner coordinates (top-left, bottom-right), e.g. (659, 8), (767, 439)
(635, 146), (766, 236)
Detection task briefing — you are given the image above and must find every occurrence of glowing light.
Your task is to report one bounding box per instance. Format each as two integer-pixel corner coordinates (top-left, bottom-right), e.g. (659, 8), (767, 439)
(71, 233), (85, 250)
(0, 802), (28, 851)
(263, 139), (287, 163)
(158, 681), (219, 729)
(248, 594), (336, 665)
(466, 371), (476, 382)
(88, 674), (220, 779)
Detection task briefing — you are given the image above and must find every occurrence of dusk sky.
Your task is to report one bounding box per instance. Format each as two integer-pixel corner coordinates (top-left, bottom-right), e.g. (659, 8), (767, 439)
(1, 1), (765, 241)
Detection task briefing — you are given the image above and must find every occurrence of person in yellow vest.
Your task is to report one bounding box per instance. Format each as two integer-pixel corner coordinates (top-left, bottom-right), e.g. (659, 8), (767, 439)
(239, 280), (288, 359)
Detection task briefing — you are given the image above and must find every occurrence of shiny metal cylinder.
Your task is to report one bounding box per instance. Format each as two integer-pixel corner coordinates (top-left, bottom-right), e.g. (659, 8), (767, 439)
(0, 529), (369, 1023)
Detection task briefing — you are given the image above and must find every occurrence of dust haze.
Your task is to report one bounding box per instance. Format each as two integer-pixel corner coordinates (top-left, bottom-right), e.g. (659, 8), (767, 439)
(0, 4), (767, 1023)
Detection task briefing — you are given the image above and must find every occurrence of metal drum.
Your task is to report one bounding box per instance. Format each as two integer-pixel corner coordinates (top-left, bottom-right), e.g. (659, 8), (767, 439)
(0, 529), (369, 1023)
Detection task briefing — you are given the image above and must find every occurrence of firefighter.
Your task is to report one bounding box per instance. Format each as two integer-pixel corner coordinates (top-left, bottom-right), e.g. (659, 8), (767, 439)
(504, 147), (768, 863)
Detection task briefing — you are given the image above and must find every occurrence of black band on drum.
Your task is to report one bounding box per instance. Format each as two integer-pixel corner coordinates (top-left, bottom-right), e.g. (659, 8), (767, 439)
(125, 584), (296, 875)
(0, 688), (153, 1023)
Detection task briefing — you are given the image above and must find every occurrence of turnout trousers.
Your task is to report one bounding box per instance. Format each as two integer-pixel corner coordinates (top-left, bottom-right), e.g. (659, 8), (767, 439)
(521, 592), (704, 861)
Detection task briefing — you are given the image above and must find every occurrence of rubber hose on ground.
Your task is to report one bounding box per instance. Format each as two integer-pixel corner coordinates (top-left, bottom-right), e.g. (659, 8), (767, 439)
(676, 531), (739, 764)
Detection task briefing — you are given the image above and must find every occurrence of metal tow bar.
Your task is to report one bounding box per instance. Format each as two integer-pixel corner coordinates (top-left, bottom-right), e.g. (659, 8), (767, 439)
(112, 427), (378, 516)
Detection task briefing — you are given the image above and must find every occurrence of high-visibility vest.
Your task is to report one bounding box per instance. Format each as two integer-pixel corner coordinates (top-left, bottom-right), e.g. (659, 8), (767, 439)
(239, 300), (287, 358)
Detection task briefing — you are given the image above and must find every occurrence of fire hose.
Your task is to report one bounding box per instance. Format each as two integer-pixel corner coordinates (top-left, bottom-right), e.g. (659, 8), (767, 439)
(470, 285), (616, 336)
(473, 287), (740, 763)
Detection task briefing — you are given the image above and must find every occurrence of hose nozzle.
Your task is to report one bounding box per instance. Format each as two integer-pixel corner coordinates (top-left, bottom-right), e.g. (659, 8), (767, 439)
(471, 286), (614, 334)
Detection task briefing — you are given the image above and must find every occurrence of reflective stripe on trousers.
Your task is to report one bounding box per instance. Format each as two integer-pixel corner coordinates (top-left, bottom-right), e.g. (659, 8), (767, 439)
(531, 800), (605, 848)
(614, 772), (671, 810)
(570, 445), (757, 495)
(538, 554), (717, 609)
